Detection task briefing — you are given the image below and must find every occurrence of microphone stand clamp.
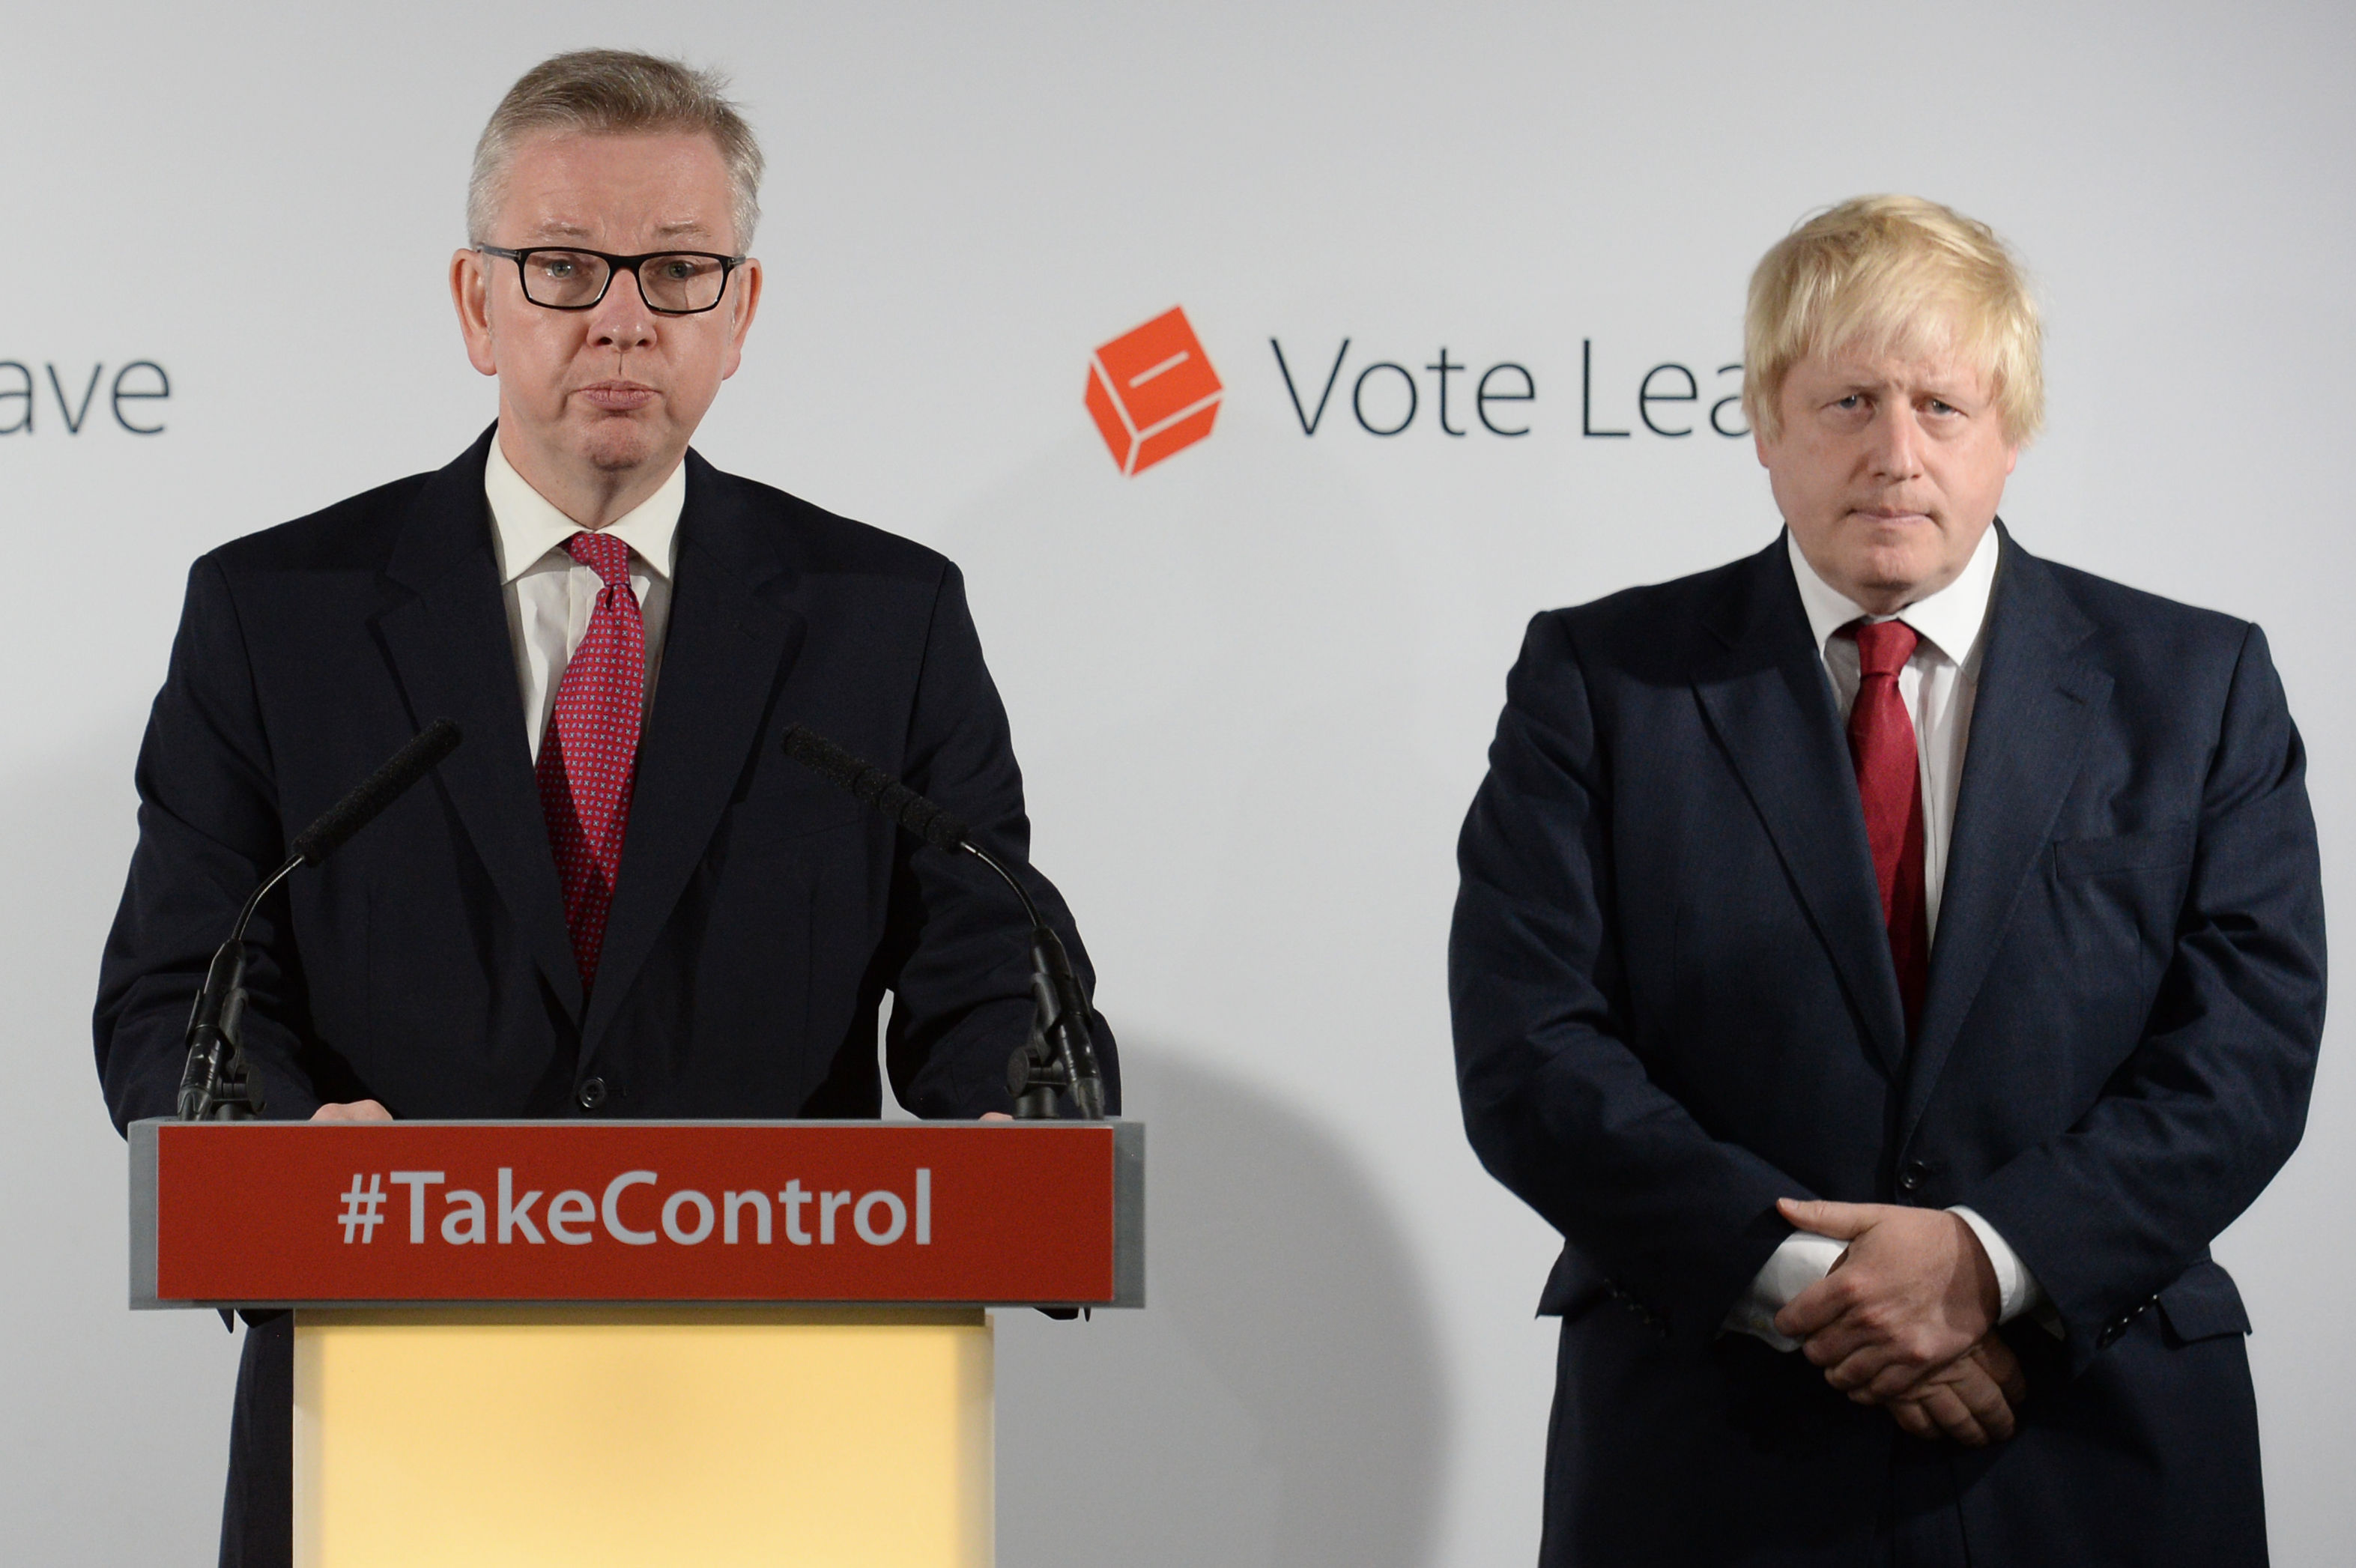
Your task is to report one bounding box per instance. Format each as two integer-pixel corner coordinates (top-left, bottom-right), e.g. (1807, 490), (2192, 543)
(175, 853), (304, 1123)
(1008, 936), (1073, 1119)
(176, 938), (264, 1121)
(1003, 921), (1106, 1121)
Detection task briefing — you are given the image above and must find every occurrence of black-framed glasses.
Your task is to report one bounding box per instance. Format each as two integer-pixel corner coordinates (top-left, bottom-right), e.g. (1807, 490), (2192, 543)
(479, 245), (747, 315)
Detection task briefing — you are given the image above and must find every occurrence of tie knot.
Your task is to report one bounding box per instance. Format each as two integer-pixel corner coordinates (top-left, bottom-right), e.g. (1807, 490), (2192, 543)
(563, 530), (633, 589)
(1845, 618), (1919, 678)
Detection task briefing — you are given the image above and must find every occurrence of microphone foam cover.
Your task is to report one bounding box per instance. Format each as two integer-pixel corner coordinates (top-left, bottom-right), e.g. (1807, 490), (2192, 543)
(291, 718), (462, 865)
(781, 725), (970, 850)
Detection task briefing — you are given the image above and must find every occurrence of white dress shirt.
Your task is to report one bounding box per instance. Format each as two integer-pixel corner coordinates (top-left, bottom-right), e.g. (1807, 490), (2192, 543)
(483, 436), (684, 761)
(1724, 525), (2047, 1348)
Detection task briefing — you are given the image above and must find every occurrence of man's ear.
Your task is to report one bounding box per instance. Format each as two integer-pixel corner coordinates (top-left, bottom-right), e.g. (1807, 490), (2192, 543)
(450, 249), (498, 378)
(719, 258), (763, 382)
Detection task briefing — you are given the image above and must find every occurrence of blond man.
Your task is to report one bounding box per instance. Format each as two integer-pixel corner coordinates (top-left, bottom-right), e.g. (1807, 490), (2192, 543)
(1453, 196), (2319, 1564)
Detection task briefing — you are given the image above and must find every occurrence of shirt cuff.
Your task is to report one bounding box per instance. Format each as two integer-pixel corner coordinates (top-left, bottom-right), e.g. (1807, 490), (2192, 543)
(1948, 1205), (2046, 1324)
(1724, 1230), (1847, 1351)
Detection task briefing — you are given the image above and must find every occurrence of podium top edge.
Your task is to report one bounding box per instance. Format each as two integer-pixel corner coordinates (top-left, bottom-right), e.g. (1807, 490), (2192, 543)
(132, 1117), (1142, 1130)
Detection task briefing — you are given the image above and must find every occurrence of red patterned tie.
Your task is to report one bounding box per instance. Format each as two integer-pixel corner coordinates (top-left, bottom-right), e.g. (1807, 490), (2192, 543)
(536, 531), (644, 992)
(1841, 620), (1930, 1032)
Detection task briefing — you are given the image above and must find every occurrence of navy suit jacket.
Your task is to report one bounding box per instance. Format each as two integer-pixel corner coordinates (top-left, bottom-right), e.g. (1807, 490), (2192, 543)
(96, 426), (1116, 1130)
(1450, 528), (2322, 1565)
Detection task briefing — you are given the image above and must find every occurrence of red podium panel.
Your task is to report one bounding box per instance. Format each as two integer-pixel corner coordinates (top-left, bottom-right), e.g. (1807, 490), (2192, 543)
(129, 1119), (1144, 1310)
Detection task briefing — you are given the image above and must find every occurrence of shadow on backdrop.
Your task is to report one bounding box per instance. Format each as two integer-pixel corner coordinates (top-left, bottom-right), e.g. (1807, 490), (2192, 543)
(996, 1049), (1448, 1567)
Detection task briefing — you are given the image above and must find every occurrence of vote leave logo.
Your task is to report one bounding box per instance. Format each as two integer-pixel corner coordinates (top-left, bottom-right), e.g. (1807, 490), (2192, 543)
(1085, 306), (1223, 476)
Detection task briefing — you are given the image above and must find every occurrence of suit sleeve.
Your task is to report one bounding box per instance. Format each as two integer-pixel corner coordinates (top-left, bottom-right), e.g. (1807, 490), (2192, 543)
(876, 562), (1118, 1119)
(1965, 623), (2325, 1374)
(94, 557), (326, 1132)
(1451, 611), (1803, 1348)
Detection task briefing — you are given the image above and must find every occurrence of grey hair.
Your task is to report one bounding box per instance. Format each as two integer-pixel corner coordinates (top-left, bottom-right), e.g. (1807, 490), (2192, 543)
(467, 49), (763, 251)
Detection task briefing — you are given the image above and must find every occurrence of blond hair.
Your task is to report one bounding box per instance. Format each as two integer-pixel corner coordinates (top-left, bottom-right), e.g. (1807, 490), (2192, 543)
(1742, 195), (2043, 446)
(468, 49), (763, 250)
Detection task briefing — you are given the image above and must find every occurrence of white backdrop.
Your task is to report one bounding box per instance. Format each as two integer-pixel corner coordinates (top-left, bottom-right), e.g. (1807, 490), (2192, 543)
(5, 3), (2352, 1563)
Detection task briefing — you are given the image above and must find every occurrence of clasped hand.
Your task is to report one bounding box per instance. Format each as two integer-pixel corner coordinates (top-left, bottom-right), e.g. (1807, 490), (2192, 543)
(1771, 1197), (2024, 1446)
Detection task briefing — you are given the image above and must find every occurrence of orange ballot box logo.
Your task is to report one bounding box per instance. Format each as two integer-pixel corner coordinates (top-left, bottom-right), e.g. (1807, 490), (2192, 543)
(135, 1121), (1133, 1307)
(1085, 306), (1223, 475)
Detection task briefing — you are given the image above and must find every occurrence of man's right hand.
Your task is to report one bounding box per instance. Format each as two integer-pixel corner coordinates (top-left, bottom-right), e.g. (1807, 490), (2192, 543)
(1874, 1332), (2027, 1447)
(311, 1100), (393, 1123)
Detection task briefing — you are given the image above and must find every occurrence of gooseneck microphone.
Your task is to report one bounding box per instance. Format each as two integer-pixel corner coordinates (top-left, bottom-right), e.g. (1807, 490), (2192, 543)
(780, 724), (1107, 1121)
(176, 720), (463, 1122)
(289, 720), (464, 866)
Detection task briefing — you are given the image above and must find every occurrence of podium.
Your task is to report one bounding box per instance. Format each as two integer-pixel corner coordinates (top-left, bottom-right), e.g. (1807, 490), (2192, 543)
(129, 1119), (1145, 1568)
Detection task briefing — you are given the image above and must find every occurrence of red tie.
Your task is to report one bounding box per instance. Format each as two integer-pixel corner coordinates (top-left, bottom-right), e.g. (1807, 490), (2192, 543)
(1841, 620), (1930, 1032)
(536, 531), (644, 993)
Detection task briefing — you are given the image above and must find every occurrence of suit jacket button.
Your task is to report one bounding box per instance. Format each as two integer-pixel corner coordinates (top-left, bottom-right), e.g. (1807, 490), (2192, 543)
(1898, 1160), (1930, 1193)
(577, 1077), (608, 1111)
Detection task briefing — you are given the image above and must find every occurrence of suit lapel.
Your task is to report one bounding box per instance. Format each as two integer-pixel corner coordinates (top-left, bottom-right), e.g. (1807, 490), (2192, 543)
(1900, 530), (2108, 1142)
(579, 452), (805, 1062)
(375, 428), (584, 1022)
(1692, 540), (1910, 1076)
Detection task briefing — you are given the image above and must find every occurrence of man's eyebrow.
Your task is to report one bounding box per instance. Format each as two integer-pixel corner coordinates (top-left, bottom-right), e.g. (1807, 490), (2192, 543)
(515, 219), (722, 246)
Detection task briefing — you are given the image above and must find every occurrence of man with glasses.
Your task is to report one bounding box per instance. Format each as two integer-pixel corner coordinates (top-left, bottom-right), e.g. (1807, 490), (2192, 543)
(94, 49), (1115, 1568)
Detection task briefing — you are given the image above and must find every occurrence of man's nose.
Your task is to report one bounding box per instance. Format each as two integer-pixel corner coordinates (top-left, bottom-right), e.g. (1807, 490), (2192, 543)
(1867, 405), (1925, 478)
(588, 264), (658, 351)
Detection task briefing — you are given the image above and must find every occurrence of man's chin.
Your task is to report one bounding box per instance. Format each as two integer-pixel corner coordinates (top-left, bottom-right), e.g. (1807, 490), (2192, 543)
(1824, 529), (1952, 607)
(576, 420), (669, 475)
(1853, 550), (1958, 606)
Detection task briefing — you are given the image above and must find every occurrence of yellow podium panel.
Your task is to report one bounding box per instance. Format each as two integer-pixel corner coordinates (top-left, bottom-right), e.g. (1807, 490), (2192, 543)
(293, 1307), (993, 1568)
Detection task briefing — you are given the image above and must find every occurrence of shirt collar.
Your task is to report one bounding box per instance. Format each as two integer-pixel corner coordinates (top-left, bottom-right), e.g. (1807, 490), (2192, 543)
(1785, 523), (2000, 670)
(484, 432), (686, 586)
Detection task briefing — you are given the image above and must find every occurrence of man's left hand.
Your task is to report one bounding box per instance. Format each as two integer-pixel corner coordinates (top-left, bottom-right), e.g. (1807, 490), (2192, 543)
(1772, 1196), (2001, 1401)
(1881, 1331), (2028, 1446)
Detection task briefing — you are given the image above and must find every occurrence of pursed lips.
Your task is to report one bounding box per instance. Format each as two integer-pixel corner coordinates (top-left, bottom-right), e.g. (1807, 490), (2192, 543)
(578, 381), (657, 411)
